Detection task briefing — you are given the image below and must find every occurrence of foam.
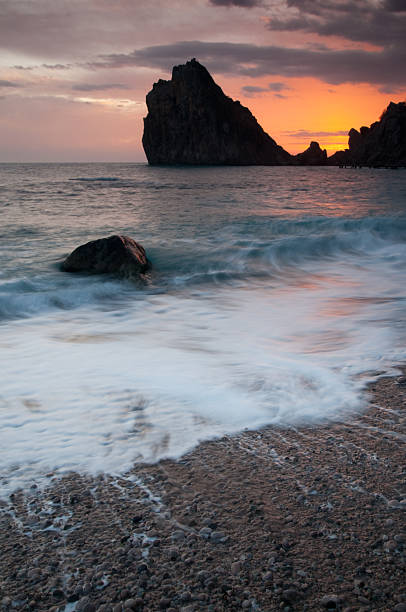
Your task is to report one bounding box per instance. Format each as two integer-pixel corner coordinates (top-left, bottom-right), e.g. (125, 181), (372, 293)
(1, 250), (405, 495)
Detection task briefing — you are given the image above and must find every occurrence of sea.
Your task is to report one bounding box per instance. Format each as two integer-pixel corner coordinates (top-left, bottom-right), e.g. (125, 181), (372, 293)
(1, 163), (405, 496)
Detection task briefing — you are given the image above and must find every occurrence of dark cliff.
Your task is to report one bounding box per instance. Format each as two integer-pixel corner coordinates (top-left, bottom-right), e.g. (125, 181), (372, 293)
(294, 141), (327, 166)
(142, 59), (292, 166)
(328, 102), (406, 167)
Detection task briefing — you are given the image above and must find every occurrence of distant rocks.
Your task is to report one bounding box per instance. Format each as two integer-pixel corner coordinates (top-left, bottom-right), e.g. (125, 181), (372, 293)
(329, 101), (406, 167)
(143, 60), (406, 168)
(143, 58), (292, 166)
(294, 141), (327, 166)
(62, 235), (150, 278)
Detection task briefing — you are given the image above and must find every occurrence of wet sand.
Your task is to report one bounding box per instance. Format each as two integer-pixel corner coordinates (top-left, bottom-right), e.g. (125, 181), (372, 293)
(0, 372), (405, 612)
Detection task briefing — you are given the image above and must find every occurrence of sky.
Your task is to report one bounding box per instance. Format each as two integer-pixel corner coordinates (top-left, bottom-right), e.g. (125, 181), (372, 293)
(0, 0), (405, 162)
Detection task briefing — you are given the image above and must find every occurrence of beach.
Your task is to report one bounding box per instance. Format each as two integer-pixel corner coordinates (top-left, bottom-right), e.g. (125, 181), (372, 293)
(1, 370), (405, 612)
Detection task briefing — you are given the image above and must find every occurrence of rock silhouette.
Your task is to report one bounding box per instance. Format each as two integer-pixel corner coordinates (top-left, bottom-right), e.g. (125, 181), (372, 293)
(329, 102), (406, 167)
(143, 59), (291, 166)
(143, 59), (405, 167)
(62, 235), (150, 278)
(294, 141), (327, 166)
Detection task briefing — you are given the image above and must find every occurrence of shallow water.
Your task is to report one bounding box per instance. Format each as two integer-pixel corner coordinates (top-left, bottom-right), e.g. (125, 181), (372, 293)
(1, 163), (405, 494)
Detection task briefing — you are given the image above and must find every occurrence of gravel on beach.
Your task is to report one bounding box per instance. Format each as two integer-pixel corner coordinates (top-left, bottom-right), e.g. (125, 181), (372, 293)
(1, 372), (405, 612)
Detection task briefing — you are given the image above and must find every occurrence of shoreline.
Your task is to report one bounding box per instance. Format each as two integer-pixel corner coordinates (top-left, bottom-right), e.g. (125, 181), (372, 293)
(1, 372), (405, 612)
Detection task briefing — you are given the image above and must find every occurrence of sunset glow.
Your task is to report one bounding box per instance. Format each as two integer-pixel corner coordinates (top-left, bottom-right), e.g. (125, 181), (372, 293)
(0, 0), (405, 161)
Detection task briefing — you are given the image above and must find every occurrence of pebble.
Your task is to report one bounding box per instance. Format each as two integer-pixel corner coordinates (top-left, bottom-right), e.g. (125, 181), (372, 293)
(211, 531), (227, 543)
(199, 527), (212, 539)
(320, 594), (341, 608)
(282, 588), (301, 603)
(231, 561), (241, 575)
(77, 597), (96, 612)
(180, 591), (192, 602)
(159, 598), (171, 608)
(168, 547), (179, 560)
(124, 599), (137, 610)
(388, 499), (401, 509)
(394, 605), (406, 612)
(171, 530), (186, 541)
(197, 570), (209, 582)
(0, 598), (11, 608)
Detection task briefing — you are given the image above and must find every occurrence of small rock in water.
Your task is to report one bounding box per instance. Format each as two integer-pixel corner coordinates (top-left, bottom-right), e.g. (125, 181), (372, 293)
(62, 234), (150, 279)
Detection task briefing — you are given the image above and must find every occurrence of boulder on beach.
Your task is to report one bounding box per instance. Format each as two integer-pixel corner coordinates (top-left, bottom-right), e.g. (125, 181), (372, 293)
(61, 235), (151, 278)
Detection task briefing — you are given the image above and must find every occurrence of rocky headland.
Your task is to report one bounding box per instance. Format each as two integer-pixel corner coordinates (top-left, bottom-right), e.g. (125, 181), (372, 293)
(143, 59), (405, 168)
(328, 102), (406, 167)
(143, 59), (293, 166)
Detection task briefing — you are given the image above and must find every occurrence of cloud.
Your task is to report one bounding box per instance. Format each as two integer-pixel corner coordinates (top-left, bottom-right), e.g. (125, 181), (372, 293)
(42, 64), (72, 70)
(274, 93), (287, 99)
(241, 85), (269, 95)
(209, 0), (261, 6)
(12, 65), (34, 71)
(266, 0), (406, 49)
(384, 0), (406, 12)
(284, 129), (348, 138)
(268, 81), (290, 91)
(0, 79), (18, 87)
(72, 83), (129, 92)
(378, 84), (403, 94)
(99, 40), (406, 88)
(241, 81), (291, 97)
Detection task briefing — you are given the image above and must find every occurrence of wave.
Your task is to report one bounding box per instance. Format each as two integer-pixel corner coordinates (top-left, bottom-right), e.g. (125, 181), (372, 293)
(0, 276), (136, 321)
(69, 177), (120, 182)
(1, 215), (405, 321)
(156, 215), (406, 286)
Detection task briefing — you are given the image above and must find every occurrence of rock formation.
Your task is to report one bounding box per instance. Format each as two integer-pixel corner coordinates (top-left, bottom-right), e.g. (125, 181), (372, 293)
(328, 102), (406, 167)
(62, 235), (150, 278)
(294, 141), (327, 166)
(143, 59), (291, 165)
(143, 59), (404, 167)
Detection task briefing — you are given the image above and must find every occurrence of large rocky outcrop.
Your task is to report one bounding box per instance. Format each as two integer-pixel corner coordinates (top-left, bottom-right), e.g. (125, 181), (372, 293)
(62, 235), (150, 278)
(294, 141), (327, 166)
(142, 59), (292, 165)
(328, 102), (406, 167)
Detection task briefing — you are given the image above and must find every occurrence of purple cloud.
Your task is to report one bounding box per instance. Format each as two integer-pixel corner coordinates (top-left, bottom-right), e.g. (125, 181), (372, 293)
(72, 83), (129, 92)
(209, 0), (261, 6)
(99, 40), (406, 88)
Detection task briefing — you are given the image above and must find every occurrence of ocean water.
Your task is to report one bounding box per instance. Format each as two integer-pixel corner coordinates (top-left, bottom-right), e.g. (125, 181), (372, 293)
(1, 163), (405, 495)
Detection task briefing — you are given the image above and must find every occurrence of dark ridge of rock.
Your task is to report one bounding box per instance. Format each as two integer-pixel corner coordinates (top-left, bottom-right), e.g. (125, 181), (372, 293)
(62, 235), (150, 278)
(328, 101), (406, 167)
(327, 149), (351, 166)
(142, 58), (292, 166)
(294, 141), (327, 166)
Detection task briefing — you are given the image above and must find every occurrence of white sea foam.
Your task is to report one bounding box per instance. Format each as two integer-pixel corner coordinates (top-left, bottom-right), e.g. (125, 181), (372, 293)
(0, 252), (404, 496)
(1, 164), (405, 496)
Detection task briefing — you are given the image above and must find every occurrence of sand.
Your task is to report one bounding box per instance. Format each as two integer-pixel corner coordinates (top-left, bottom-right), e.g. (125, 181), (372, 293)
(0, 371), (405, 612)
